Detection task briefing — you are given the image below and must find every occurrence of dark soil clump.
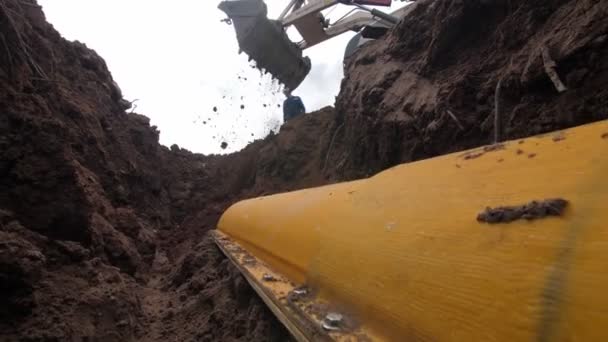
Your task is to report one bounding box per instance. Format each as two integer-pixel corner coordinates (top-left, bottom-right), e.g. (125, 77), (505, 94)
(477, 199), (569, 224)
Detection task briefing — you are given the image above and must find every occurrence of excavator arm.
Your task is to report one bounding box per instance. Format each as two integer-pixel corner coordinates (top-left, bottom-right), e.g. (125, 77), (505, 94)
(218, 0), (401, 89)
(286, 1), (400, 50)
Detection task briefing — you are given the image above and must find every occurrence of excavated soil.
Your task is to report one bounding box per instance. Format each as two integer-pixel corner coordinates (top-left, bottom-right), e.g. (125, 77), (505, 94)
(333, 0), (608, 180)
(477, 198), (569, 224)
(1, 0), (607, 341)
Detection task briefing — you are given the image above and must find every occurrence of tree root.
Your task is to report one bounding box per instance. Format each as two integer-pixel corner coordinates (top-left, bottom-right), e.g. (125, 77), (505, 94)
(0, 2), (48, 80)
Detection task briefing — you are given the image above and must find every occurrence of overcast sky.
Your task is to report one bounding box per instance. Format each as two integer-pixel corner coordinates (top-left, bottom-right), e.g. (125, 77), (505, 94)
(38, 0), (406, 154)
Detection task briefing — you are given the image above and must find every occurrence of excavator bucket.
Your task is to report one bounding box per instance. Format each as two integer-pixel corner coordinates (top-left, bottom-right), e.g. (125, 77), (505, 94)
(218, 0), (311, 90)
(214, 119), (608, 341)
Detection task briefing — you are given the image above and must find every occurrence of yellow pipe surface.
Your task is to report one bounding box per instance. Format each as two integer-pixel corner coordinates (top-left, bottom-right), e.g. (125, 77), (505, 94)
(218, 121), (608, 341)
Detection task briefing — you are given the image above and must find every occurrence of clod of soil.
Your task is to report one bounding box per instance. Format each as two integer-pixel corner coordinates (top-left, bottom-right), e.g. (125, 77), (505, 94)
(213, 106), (217, 112)
(461, 144), (504, 160)
(240, 104), (245, 110)
(477, 199), (569, 224)
(221, 142), (228, 149)
(464, 152), (484, 160)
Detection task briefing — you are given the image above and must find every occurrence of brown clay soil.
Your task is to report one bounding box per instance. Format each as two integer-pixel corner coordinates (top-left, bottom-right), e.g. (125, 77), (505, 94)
(0, 0), (607, 341)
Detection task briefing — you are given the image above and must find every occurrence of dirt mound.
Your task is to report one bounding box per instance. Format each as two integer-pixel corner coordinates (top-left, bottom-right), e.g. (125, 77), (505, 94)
(1, 0), (607, 341)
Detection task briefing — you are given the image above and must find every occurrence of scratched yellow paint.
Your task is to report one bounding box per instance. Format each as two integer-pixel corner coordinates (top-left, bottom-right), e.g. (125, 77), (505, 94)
(218, 120), (608, 341)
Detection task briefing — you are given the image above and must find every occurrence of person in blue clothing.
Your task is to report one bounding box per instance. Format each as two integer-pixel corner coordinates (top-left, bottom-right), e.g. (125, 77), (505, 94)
(282, 88), (305, 122)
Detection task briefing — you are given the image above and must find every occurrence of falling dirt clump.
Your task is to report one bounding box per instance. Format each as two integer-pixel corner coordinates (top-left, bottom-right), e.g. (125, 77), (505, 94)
(477, 199), (569, 224)
(1, 0), (607, 341)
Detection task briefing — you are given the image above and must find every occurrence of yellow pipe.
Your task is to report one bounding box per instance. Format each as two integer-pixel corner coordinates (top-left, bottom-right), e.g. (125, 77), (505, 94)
(218, 120), (608, 341)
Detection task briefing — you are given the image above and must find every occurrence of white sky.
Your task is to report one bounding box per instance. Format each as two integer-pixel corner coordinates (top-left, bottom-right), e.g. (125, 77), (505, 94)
(38, 0), (406, 154)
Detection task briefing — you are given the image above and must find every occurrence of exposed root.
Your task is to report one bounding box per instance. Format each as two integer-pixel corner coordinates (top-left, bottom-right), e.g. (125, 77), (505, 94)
(0, 2), (48, 80)
(323, 123), (345, 173)
(0, 32), (13, 74)
(446, 109), (464, 131)
(541, 46), (567, 93)
(128, 99), (140, 114)
(494, 77), (504, 144)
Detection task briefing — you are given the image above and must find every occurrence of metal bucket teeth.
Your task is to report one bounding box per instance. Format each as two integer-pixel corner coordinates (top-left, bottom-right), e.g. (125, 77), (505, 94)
(219, 0), (311, 90)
